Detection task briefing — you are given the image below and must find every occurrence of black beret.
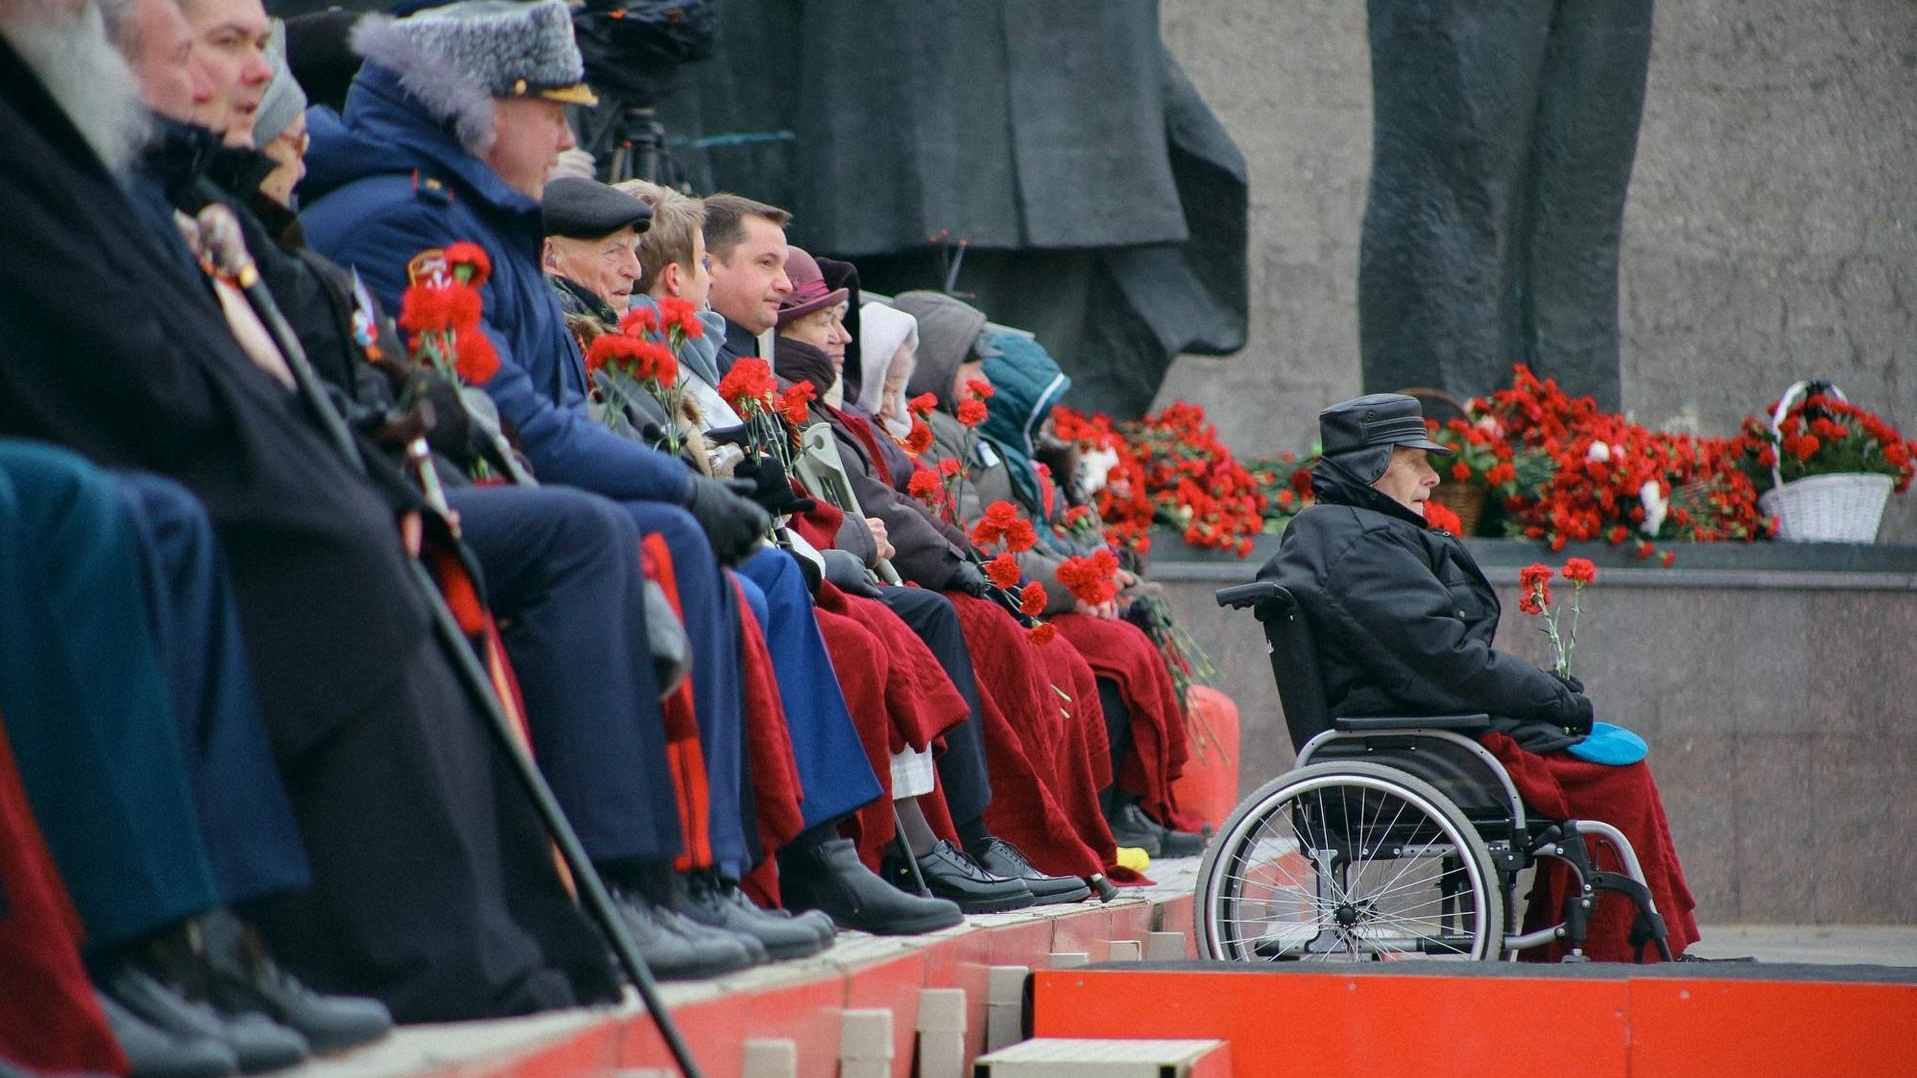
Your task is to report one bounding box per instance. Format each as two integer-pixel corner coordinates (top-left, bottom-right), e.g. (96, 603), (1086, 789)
(541, 177), (653, 239)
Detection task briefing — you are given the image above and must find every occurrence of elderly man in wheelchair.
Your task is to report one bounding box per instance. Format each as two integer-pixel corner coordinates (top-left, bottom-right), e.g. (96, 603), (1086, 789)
(1201, 393), (1711, 964)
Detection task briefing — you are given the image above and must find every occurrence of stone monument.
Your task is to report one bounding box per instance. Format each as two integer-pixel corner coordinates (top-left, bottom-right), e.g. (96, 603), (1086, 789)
(1357, 0), (1653, 410)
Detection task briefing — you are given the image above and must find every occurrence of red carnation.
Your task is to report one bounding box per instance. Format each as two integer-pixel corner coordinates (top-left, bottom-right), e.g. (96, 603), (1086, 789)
(1423, 500), (1462, 534)
(1004, 518), (1038, 553)
(903, 420), (934, 456)
(1561, 557), (1597, 585)
(1450, 462), (1472, 482)
(454, 331), (500, 385)
(398, 284), (454, 335)
(907, 392), (937, 417)
(1018, 581), (1047, 617)
(443, 241), (491, 287)
(1027, 622), (1057, 645)
(907, 469), (944, 503)
(984, 552), (1022, 591)
(619, 307), (660, 336)
(779, 382), (817, 427)
(658, 296), (704, 338)
(956, 398), (989, 428)
(937, 457), (962, 478)
(717, 358), (776, 412)
(965, 378), (995, 400)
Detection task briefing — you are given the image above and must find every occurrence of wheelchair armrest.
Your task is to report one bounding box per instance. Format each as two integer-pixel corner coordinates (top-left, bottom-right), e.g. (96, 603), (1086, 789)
(1215, 581), (1284, 610)
(1331, 713), (1492, 734)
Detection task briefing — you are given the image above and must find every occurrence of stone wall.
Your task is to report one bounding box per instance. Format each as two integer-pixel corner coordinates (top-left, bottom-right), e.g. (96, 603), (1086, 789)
(1155, 0), (1917, 541)
(1154, 547), (1917, 924)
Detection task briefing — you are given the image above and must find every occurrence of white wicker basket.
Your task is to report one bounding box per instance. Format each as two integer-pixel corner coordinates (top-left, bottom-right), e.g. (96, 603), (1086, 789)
(1759, 472), (1894, 542)
(1758, 379), (1894, 542)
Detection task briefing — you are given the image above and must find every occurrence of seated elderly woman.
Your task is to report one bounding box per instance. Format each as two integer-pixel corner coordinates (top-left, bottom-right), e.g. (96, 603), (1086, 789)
(1262, 394), (1703, 962)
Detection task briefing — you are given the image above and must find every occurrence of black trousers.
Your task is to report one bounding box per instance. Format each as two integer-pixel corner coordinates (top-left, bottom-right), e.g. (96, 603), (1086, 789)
(874, 587), (992, 827)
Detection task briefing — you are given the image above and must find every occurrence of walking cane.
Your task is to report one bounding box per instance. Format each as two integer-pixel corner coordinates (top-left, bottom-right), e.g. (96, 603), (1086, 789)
(194, 206), (706, 1078)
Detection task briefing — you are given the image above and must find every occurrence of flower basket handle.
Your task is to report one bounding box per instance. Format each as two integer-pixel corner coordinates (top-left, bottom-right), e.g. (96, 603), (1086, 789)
(1768, 379), (1847, 491)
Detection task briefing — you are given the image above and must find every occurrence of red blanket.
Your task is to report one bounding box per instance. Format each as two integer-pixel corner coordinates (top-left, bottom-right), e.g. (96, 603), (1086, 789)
(734, 586), (807, 907)
(1050, 613), (1202, 832)
(0, 717), (128, 1076)
(943, 594), (1116, 881)
(1483, 733), (1701, 962)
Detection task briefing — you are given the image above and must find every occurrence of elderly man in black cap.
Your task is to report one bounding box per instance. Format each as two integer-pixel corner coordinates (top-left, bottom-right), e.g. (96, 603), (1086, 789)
(1257, 393), (1704, 963)
(543, 174), (651, 321)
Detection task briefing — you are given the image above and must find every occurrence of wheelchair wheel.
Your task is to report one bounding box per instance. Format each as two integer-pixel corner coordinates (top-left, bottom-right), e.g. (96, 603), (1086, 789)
(1195, 761), (1505, 962)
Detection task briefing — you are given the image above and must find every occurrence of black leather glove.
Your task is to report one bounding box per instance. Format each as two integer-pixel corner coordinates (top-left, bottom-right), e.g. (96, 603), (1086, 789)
(733, 454), (817, 518)
(1563, 693), (1595, 736)
(683, 474), (770, 564)
(704, 422), (750, 447)
(821, 549), (884, 598)
(947, 559), (990, 597)
(1550, 670), (1586, 696)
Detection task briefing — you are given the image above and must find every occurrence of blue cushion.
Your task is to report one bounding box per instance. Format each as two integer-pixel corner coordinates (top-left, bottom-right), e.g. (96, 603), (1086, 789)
(1567, 722), (1648, 766)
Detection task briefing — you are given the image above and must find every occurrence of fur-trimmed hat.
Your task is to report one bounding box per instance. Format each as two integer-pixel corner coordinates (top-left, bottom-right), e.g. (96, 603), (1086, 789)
(354, 0), (594, 155)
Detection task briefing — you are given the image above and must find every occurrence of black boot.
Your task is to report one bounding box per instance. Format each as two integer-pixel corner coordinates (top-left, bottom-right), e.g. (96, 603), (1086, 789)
(95, 989), (238, 1078)
(883, 841), (1034, 914)
(1110, 801), (1205, 858)
(779, 837), (964, 934)
(967, 837), (1093, 905)
(675, 871), (830, 961)
(610, 888), (759, 980)
(96, 965), (308, 1075)
(199, 911), (391, 1055)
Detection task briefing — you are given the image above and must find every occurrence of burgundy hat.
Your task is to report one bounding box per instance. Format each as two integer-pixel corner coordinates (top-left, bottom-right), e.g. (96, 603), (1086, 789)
(777, 247), (849, 325)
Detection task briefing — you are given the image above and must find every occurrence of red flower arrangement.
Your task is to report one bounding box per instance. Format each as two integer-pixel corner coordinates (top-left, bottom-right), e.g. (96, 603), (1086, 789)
(971, 500), (1038, 553)
(1053, 402), (1266, 558)
(1478, 365), (1774, 561)
(1729, 390), (1916, 494)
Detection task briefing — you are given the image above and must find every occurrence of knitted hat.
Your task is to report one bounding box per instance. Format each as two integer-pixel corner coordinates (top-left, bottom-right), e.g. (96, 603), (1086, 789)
(252, 22), (308, 148)
(776, 247), (848, 326)
(354, 0), (596, 154)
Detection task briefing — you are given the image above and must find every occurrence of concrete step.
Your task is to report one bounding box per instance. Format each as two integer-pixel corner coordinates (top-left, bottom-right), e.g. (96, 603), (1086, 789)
(975, 1037), (1230, 1078)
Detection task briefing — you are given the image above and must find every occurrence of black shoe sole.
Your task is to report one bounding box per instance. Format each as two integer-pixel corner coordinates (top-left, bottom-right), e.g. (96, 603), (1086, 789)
(824, 904), (965, 935)
(1022, 880), (1093, 905)
(942, 890), (1036, 915)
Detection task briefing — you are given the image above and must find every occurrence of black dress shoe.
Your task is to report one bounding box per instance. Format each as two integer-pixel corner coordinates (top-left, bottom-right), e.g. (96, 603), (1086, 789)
(779, 838), (964, 934)
(885, 841), (1034, 914)
(96, 990), (239, 1078)
(199, 912), (392, 1055)
(676, 871), (831, 961)
(611, 889), (759, 980)
(99, 967), (308, 1075)
(968, 837), (1093, 905)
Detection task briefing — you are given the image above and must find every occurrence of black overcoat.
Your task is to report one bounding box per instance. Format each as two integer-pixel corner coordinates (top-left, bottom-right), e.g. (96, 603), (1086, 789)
(1259, 461), (1590, 751)
(0, 42), (611, 1019)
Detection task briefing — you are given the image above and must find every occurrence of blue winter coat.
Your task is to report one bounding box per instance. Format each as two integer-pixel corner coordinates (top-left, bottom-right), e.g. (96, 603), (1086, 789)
(298, 64), (691, 505)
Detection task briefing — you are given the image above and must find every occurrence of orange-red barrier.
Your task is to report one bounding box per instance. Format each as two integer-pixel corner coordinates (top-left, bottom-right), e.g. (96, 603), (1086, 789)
(1031, 964), (1917, 1078)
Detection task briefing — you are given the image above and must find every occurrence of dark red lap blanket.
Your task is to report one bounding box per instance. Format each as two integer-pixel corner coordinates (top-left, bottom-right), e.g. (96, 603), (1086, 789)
(1049, 613), (1203, 833)
(0, 718), (129, 1076)
(943, 593), (1132, 882)
(735, 587), (807, 908)
(1482, 732), (1701, 963)
(814, 585), (971, 869)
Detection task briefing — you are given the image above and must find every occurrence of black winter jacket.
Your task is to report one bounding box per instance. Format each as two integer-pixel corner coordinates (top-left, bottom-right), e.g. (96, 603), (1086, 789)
(1259, 458), (1592, 753)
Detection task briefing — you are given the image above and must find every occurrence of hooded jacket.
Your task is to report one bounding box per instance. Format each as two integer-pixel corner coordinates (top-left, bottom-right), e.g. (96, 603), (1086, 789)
(893, 290), (987, 409)
(1259, 457), (1591, 752)
(298, 62), (691, 505)
(977, 329), (1071, 518)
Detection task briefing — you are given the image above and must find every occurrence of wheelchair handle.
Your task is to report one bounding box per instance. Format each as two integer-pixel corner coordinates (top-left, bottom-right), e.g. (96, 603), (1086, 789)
(1215, 580), (1286, 610)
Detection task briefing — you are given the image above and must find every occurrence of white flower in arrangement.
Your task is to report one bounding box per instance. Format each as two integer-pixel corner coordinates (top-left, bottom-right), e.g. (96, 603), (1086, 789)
(1586, 441), (1611, 463)
(1077, 446), (1120, 494)
(1639, 479), (1668, 536)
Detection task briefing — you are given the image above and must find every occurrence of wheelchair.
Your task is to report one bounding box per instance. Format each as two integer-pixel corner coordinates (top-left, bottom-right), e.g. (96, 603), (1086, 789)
(1194, 580), (1673, 963)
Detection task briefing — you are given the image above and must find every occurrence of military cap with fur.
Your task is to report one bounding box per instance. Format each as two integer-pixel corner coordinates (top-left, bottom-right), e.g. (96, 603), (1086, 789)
(353, 0), (596, 158)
